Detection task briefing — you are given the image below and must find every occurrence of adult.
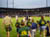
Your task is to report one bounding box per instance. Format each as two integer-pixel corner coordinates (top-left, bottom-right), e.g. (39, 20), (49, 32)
(2, 15), (12, 37)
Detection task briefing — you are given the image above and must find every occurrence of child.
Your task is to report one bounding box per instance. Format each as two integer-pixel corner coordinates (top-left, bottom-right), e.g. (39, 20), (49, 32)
(46, 21), (50, 37)
(39, 16), (46, 37)
(27, 19), (32, 29)
(18, 20), (31, 37)
(15, 19), (20, 37)
(31, 19), (37, 37)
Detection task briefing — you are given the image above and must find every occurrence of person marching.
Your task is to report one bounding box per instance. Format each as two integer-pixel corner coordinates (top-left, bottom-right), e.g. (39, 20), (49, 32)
(27, 19), (32, 30)
(18, 20), (31, 37)
(31, 19), (37, 37)
(39, 16), (46, 37)
(45, 21), (50, 37)
(2, 15), (12, 37)
(15, 19), (20, 37)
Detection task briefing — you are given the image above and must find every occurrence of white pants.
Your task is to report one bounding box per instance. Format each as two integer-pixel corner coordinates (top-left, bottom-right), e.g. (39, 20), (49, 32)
(31, 29), (36, 37)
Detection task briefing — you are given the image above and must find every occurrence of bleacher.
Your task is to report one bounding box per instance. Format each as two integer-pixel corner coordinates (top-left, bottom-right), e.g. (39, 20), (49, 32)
(0, 7), (50, 17)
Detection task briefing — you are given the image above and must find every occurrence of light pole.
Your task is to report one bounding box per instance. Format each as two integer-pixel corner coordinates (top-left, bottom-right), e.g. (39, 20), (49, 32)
(26, 10), (28, 16)
(46, 0), (48, 7)
(7, 0), (8, 8)
(13, 0), (14, 8)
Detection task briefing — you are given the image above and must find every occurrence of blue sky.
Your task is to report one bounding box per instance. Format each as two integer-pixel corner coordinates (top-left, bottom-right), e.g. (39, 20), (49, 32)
(0, 0), (50, 8)
(14, 0), (46, 8)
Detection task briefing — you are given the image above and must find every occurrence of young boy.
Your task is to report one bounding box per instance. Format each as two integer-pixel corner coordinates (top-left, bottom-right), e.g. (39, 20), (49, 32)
(46, 21), (50, 37)
(27, 19), (32, 29)
(26, 19), (32, 35)
(18, 20), (31, 37)
(39, 16), (46, 37)
(15, 19), (20, 37)
(31, 19), (37, 37)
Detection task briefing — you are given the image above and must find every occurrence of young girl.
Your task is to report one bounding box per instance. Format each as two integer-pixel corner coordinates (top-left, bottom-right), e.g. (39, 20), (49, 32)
(46, 21), (50, 37)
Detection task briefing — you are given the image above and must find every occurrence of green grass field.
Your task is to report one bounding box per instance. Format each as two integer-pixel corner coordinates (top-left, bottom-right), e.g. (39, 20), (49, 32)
(0, 16), (50, 37)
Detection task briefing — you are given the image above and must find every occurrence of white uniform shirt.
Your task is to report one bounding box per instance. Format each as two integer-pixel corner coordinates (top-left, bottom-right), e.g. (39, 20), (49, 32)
(3, 16), (12, 25)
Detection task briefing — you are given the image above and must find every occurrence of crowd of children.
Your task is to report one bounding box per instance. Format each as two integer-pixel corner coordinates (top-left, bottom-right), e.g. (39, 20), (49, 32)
(2, 15), (50, 37)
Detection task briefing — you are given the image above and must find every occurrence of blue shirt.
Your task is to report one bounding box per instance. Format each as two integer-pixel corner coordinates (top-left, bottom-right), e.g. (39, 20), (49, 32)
(32, 23), (37, 29)
(46, 26), (50, 36)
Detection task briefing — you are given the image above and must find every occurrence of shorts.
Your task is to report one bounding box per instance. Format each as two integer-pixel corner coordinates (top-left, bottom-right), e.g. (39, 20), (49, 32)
(46, 34), (50, 37)
(40, 26), (46, 32)
(32, 29), (36, 32)
(5, 25), (12, 32)
(16, 27), (20, 32)
(31, 29), (36, 37)
(46, 36), (50, 37)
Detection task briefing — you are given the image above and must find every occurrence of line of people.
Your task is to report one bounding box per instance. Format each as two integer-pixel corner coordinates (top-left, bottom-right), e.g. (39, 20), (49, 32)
(2, 15), (50, 37)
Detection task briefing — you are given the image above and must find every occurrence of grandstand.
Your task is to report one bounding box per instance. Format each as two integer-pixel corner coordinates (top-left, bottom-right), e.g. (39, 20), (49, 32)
(0, 7), (50, 17)
(0, 0), (50, 17)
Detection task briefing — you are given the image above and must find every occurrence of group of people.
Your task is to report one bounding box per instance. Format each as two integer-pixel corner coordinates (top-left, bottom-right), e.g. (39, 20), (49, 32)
(2, 15), (50, 37)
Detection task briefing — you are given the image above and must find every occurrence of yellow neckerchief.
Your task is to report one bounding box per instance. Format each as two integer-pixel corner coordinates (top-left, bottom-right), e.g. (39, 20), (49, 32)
(46, 23), (49, 26)
(21, 26), (27, 35)
(21, 30), (27, 35)
(41, 20), (45, 24)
